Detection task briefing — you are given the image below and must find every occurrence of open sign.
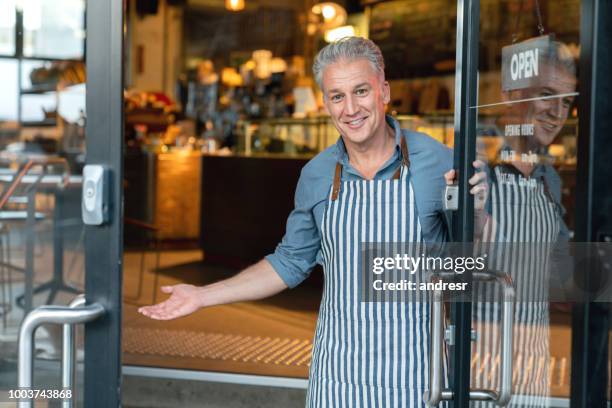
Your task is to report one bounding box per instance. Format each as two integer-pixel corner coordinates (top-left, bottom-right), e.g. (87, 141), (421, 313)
(502, 35), (551, 91)
(510, 49), (539, 80)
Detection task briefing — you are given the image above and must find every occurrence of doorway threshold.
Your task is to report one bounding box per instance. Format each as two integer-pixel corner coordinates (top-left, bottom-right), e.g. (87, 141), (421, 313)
(122, 365), (308, 389)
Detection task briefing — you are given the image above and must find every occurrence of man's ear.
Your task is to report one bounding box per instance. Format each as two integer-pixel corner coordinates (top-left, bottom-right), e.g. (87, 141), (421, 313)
(382, 80), (391, 104)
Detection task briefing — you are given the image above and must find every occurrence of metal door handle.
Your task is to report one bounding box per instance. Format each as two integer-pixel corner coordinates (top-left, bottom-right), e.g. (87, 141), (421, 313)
(17, 296), (105, 408)
(62, 295), (87, 408)
(471, 271), (515, 406)
(424, 275), (454, 406)
(424, 272), (515, 406)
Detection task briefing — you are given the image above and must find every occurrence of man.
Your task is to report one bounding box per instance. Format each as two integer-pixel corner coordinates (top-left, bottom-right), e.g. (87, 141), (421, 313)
(140, 37), (484, 406)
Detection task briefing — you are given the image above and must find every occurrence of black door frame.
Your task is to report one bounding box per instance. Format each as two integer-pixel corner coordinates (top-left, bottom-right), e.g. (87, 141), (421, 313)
(450, 0), (479, 407)
(83, 0), (125, 407)
(571, 0), (611, 406)
(452, 0), (611, 406)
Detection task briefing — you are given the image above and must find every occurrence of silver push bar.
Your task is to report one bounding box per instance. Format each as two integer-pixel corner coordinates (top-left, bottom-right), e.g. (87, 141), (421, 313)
(424, 271), (515, 406)
(17, 295), (105, 408)
(62, 295), (87, 408)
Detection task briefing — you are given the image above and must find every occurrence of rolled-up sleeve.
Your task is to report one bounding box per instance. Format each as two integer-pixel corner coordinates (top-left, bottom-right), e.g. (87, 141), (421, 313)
(265, 168), (322, 288)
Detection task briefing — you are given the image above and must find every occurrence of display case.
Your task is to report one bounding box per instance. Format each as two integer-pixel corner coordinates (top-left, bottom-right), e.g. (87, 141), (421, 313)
(235, 116), (336, 156)
(235, 113), (456, 156)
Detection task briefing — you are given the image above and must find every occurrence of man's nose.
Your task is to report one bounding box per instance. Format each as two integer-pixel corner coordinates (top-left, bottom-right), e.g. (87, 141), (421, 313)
(344, 95), (359, 115)
(547, 98), (564, 119)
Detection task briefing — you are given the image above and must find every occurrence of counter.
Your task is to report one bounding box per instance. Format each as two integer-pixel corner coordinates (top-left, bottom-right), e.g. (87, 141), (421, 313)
(125, 149), (313, 262)
(200, 153), (309, 267)
(124, 149), (202, 243)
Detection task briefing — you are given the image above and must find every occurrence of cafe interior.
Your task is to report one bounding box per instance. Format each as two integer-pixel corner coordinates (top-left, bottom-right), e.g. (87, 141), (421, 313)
(0, 0), (586, 400)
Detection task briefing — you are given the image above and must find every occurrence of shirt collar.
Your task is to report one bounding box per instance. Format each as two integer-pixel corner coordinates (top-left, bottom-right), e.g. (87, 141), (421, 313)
(333, 114), (402, 164)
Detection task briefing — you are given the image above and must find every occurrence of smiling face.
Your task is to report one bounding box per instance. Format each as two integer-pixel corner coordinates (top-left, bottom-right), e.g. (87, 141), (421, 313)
(515, 64), (577, 147)
(321, 58), (390, 147)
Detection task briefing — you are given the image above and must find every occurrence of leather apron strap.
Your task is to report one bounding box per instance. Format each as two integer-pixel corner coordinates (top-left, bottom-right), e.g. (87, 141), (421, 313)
(331, 135), (411, 201)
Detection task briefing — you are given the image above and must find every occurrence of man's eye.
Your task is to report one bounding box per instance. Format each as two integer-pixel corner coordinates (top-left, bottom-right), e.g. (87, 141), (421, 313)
(330, 94), (343, 102)
(539, 90), (553, 98)
(355, 88), (368, 96)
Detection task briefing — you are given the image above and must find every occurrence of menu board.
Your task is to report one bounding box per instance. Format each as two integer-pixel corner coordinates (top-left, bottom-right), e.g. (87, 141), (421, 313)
(369, 0), (456, 79)
(370, 0), (580, 78)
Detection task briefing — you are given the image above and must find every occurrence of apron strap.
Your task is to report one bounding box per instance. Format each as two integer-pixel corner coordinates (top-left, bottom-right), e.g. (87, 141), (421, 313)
(400, 135), (410, 168)
(331, 162), (342, 201)
(331, 135), (411, 201)
(391, 135), (410, 180)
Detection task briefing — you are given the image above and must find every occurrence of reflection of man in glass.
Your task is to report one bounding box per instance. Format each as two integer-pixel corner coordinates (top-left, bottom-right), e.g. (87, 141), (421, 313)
(502, 41), (577, 161)
(473, 40), (576, 407)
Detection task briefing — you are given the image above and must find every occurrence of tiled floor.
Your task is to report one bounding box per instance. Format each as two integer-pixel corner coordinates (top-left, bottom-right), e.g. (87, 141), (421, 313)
(122, 249), (320, 378)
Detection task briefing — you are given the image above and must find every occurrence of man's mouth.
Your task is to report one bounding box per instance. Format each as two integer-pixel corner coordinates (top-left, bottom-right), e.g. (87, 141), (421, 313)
(344, 116), (368, 129)
(538, 120), (560, 132)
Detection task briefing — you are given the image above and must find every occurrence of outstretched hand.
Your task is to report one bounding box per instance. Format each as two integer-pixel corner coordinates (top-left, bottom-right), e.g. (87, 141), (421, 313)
(138, 284), (204, 320)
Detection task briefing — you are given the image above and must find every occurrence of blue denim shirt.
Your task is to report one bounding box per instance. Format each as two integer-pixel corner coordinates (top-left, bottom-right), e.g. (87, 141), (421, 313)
(266, 115), (453, 288)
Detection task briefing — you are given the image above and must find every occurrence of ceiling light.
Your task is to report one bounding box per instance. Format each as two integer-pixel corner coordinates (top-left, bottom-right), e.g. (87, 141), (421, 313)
(324, 25), (355, 43)
(225, 0), (244, 12)
(311, 2), (347, 29)
(321, 4), (336, 21)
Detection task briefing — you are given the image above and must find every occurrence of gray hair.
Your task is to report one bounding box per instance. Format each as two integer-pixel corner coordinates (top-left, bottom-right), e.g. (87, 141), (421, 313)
(541, 40), (577, 77)
(313, 36), (385, 89)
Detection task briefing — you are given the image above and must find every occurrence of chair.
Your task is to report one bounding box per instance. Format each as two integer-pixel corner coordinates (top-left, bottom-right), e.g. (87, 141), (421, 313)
(0, 156), (71, 318)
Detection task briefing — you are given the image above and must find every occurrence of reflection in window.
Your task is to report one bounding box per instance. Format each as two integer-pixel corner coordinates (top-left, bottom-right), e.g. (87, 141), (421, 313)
(22, 0), (85, 59)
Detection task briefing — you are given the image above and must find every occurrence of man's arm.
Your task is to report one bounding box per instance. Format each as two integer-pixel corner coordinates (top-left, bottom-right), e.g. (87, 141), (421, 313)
(138, 259), (287, 320)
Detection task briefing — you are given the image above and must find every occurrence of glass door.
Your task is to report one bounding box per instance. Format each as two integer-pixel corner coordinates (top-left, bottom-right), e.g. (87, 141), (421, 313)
(0, 0), (124, 406)
(448, 0), (612, 407)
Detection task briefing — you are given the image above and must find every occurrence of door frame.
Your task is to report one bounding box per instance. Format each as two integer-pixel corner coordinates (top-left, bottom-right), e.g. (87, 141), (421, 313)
(449, 0), (479, 407)
(83, 0), (125, 406)
(571, 0), (611, 406)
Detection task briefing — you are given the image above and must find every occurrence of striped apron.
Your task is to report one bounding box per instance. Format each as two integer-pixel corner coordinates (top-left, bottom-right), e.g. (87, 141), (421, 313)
(306, 137), (433, 407)
(472, 165), (560, 408)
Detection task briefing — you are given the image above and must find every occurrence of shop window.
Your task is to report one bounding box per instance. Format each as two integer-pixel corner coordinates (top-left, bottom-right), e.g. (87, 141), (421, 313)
(0, 0), (16, 55)
(22, 0), (85, 59)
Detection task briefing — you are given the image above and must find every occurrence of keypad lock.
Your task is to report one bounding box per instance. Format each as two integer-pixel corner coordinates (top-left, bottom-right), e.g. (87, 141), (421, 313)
(81, 164), (109, 225)
(443, 184), (459, 211)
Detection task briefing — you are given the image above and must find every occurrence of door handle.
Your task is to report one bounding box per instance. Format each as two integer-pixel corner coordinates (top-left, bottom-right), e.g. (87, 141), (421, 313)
(424, 272), (515, 406)
(424, 275), (454, 406)
(471, 271), (515, 406)
(62, 294), (87, 408)
(17, 296), (105, 408)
